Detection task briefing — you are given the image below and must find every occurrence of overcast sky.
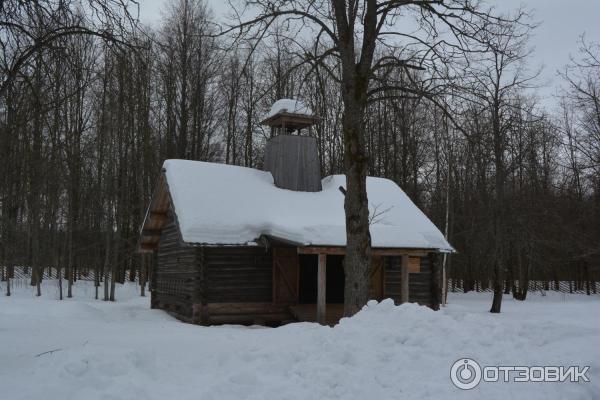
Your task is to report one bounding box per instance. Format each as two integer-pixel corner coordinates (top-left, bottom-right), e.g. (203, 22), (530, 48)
(139, 0), (600, 110)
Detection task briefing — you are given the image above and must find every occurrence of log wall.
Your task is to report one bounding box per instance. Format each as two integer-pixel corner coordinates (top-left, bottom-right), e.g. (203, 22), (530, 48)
(203, 246), (273, 303)
(201, 246), (291, 324)
(151, 215), (198, 321)
(150, 224), (442, 325)
(384, 254), (438, 308)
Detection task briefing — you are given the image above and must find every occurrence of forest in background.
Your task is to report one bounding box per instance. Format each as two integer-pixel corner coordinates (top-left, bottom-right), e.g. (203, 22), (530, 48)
(1, 0), (599, 299)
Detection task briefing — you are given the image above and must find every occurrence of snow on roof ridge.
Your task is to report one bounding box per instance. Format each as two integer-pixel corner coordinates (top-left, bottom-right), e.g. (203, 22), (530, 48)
(161, 159), (453, 251)
(267, 98), (313, 118)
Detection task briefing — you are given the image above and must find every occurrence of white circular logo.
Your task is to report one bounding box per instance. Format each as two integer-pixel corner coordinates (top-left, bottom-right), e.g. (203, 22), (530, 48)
(451, 358), (482, 390)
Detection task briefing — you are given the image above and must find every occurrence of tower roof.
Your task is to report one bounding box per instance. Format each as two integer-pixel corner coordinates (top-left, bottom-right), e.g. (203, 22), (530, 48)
(260, 99), (319, 129)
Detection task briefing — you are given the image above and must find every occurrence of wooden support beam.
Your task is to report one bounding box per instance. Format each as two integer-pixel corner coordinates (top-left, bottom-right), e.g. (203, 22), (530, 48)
(430, 253), (443, 310)
(317, 254), (327, 325)
(401, 254), (410, 304)
(298, 246), (428, 257)
(298, 246), (345, 255)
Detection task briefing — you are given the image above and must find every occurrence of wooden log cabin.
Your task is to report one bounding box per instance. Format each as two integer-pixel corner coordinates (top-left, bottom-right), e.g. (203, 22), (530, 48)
(137, 100), (453, 326)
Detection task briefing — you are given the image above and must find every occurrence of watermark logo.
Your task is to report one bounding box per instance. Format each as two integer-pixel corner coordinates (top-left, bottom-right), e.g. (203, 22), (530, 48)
(450, 358), (590, 390)
(450, 358), (482, 390)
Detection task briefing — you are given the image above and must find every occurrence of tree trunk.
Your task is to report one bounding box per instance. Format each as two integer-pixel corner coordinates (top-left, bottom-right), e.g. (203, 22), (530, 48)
(103, 225), (111, 301)
(490, 262), (503, 312)
(67, 231), (73, 298)
(341, 105), (372, 316)
(67, 266), (73, 298)
(110, 266), (116, 301)
(58, 263), (63, 300)
(109, 236), (117, 301)
(36, 267), (41, 296)
(140, 254), (146, 297)
(584, 262), (591, 296)
(95, 264), (100, 300)
(490, 95), (505, 313)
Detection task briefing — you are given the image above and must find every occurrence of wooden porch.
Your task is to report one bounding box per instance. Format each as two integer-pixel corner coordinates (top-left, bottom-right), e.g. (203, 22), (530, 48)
(273, 246), (419, 326)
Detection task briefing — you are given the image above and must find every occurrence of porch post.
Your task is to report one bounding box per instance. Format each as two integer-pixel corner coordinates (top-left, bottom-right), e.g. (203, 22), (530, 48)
(400, 254), (409, 304)
(317, 254), (327, 324)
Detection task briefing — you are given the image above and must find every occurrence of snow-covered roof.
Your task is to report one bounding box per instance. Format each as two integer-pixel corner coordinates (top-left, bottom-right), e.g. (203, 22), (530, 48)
(267, 99), (313, 118)
(161, 159), (453, 251)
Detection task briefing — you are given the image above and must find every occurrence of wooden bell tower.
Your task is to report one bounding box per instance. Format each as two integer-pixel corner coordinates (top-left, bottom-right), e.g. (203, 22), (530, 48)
(261, 99), (322, 192)
(260, 99), (320, 137)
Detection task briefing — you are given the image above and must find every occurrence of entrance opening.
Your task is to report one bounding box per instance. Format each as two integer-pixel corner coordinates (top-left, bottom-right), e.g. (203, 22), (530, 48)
(298, 254), (345, 303)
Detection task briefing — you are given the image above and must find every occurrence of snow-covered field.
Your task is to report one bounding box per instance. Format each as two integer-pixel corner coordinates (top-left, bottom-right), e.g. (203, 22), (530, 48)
(1, 280), (598, 400)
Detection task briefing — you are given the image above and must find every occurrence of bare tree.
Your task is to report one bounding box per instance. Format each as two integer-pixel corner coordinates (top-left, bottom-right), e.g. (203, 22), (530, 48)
(2, 0), (597, 305)
(459, 13), (538, 312)
(219, 0), (530, 315)
(0, 0), (139, 97)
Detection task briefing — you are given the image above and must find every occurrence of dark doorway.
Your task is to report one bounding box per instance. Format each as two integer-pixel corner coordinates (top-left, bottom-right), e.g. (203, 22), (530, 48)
(298, 254), (345, 303)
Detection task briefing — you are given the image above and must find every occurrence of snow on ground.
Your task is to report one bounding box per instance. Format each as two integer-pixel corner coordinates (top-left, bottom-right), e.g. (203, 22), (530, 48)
(1, 280), (598, 400)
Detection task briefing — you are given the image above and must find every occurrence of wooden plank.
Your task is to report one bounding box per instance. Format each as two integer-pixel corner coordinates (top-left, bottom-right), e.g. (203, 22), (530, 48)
(298, 246), (428, 257)
(137, 174), (171, 252)
(401, 255), (410, 304)
(206, 302), (288, 315)
(408, 257), (421, 273)
(290, 304), (344, 326)
(298, 246), (346, 255)
(204, 246), (273, 304)
(152, 217), (199, 320)
(370, 256), (384, 300)
(382, 257), (388, 298)
(317, 254), (327, 324)
(429, 253), (442, 310)
(272, 247), (299, 303)
(263, 135), (322, 192)
(208, 313), (290, 325)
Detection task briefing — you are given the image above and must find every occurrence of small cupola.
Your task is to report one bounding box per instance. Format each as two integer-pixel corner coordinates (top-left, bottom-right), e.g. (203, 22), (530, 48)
(261, 99), (322, 192)
(260, 99), (320, 136)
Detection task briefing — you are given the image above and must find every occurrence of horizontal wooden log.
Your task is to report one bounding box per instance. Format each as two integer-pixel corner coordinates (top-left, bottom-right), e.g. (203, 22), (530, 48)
(206, 302), (288, 315)
(203, 246), (273, 304)
(298, 246), (429, 257)
(208, 313), (291, 325)
(206, 294), (273, 303)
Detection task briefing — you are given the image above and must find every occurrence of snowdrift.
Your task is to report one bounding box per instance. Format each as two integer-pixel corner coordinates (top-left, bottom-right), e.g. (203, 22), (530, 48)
(1, 281), (598, 400)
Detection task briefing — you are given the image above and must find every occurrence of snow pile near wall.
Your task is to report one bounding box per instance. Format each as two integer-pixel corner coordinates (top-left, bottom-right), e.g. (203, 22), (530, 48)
(267, 98), (313, 117)
(2, 282), (599, 400)
(164, 159), (452, 250)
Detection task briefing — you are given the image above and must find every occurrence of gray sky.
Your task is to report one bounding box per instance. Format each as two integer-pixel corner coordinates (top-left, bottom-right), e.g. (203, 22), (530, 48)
(139, 0), (600, 110)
